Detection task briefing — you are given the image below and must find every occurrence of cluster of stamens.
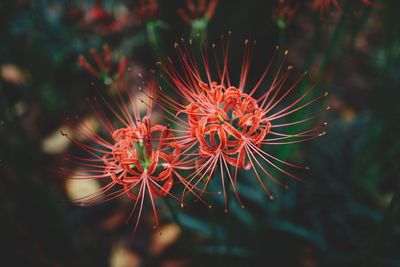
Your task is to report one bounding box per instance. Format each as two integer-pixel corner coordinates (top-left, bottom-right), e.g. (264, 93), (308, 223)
(104, 118), (179, 200)
(184, 81), (271, 170)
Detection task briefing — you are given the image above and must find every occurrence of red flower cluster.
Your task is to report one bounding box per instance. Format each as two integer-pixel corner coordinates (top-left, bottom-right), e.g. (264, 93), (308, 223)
(273, 0), (298, 27)
(311, 0), (382, 14)
(62, 82), (205, 236)
(184, 82), (269, 171)
(67, 34), (326, 235)
(135, 0), (159, 23)
(81, 0), (128, 34)
(177, 0), (219, 25)
(156, 35), (328, 210)
(77, 44), (127, 88)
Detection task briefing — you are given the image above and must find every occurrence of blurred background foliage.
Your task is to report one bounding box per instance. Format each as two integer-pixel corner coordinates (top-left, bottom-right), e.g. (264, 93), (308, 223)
(0, 0), (399, 266)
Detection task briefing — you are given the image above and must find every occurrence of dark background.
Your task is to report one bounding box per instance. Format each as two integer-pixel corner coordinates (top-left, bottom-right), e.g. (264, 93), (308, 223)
(0, 0), (399, 266)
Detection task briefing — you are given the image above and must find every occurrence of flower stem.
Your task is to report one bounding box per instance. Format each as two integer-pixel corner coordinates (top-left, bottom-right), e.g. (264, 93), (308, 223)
(208, 206), (223, 266)
(317, 14), (346, 81)
(163, 197), (184, 230)
(163, 197), (201, 264)
(363, 184), (400, 266)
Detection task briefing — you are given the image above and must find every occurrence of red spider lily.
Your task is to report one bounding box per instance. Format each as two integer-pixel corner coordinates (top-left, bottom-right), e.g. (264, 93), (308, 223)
(311, 0), (382, 15)
(311, 0), (341, 14)
(135, 0), (159, 23)
(77, 44), (127, 88)
(155, 35), (328, 211)
(177, 0), (219, 25)
(81, 0), (128, 35)
(61, 81), (202, 236)
(273, 0), (298, 27)
(83, 0), (112, 24)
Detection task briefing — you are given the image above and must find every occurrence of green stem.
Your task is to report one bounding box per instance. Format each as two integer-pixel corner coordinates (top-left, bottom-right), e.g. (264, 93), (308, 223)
(163, 197), (201, 265)
(318, 14), (346, 81)
(133, 140), (150, 170)
(147, 20), (165, 56)
(208, 206), (222, 267)
(191, 18), (209, 43)
(163, 197), (184, 230)
(274, 19), (286, 71)
(299, 13), (345, 96)
(278, 22), (286, 52)
(302, 16), (322, 80)
(224, 205), (232, 264)
(275, 15), (347, 171)
(363, 184), (400, 266)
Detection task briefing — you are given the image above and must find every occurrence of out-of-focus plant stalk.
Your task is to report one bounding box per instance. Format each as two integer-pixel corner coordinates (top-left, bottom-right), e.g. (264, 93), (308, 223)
(190, 19), (209, 42)
(223, 169), (234, 265)
(146, 20), (168, 56)
(164, 197), (184, 230)
(317, 15), (346, 81)
(363, 184), (400, 267)
(208, 206), (223, 266)
(277, 18), (286, 53)
(163, 197), (201, 263)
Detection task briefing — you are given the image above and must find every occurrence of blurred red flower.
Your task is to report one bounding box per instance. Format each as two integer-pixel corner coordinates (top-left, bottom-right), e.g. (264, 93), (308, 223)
(311, 0), (383, 14)
(135, 0), (159, 23)
(81, 0), (128, 34)
(177, 0), (219, 25)
(273, 0), (298, 27)
(77, 44), (127, 88)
